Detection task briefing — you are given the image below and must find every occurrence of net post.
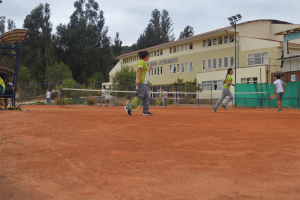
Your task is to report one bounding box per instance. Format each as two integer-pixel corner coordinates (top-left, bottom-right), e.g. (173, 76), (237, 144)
(268, 92), (270, 109)
(210, 83), (212, 106)
(186, 86), (188, 106)
(198, 84), (199, 107)
(60, 88), (62, 108)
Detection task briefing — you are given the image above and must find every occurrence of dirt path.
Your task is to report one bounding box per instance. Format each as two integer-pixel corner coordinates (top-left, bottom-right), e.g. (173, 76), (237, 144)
(0, 106), (300, 200)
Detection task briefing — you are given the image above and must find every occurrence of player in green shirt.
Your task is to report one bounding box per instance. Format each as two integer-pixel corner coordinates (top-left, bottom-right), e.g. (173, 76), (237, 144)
(125, 50), (153, 116)
(212, 68), (235, 113)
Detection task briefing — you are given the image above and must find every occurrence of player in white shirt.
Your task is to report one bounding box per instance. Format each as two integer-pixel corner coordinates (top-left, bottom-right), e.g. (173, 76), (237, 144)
(98, 86), (108, 107)
(273, 74), (287, 112)
(46, 89), (51, 106)
(161, 89), (167, 107)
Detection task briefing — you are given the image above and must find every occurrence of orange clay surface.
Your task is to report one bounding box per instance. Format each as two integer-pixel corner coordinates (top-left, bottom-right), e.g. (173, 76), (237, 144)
(0, 105), (300, 200)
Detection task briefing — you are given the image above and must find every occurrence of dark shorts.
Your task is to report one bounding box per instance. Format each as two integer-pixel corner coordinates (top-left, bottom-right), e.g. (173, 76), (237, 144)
(276, 92), (283, 100)
(101, 96), (106, 101)
(47, 98), (51, 103)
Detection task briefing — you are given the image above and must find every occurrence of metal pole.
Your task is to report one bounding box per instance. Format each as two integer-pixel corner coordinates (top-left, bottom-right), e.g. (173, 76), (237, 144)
(22, 83), (23, 104)
(234, 21), (237, 107)
(211, 83), (212, 106)
(198, 84), (199, 107)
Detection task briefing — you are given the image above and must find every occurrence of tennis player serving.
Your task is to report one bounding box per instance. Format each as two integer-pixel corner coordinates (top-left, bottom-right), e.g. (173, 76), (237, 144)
(125, 50), (153, 116)
(212, 68), (235, 113)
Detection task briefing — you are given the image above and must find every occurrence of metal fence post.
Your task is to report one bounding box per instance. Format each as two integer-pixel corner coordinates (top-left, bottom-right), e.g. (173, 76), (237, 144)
(210, 83), (212, 106)
(78, 84), (80, 104)
(198, 84), (199, 107)
(22, 83), (23, 104)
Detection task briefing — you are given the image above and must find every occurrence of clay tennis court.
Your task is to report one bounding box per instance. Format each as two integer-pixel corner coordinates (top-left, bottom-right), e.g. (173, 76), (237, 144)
(0, 105), (299, 199)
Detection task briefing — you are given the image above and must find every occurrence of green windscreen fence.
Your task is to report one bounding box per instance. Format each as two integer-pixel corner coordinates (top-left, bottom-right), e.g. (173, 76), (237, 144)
(235, 81), (299, 108)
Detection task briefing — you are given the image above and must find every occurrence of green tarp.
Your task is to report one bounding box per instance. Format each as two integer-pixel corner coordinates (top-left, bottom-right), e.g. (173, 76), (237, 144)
(235, 81), (299, 108)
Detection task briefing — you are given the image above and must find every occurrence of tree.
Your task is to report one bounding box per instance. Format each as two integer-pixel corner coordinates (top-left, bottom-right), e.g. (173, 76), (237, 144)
(54, 0), (113, 84)
(161, 10), (175, 42)
(44, 62), (73, 83)
(7, 19), (16, 31)
(136, 9), (175, 50)
(112, 32), (122, 57)
(22, 3), (53, 85)
(179, 25), (194, 39)
(0, 16), (5, 34)
(111, 66), (136, 97)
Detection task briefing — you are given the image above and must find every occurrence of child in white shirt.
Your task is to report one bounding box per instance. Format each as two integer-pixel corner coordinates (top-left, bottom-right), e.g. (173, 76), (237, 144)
(46, 89), (51, 106)
(274, 74), (287, 112)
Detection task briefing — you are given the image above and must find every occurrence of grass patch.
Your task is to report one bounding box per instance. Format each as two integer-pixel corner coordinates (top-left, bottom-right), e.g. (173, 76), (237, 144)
(0, 175), (7, 179)
(114, 101), (124, 106)
(14, 141), (24, 145)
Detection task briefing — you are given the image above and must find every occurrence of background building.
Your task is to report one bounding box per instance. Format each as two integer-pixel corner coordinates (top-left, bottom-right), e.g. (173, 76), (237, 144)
(106, 19), (300, 95)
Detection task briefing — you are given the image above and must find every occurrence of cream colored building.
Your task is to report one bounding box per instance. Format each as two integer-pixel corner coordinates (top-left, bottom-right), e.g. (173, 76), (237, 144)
(106, 19), (300, 95)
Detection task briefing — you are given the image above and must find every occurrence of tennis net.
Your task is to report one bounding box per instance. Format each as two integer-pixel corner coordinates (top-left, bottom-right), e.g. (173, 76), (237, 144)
(59, 88), (271, 108)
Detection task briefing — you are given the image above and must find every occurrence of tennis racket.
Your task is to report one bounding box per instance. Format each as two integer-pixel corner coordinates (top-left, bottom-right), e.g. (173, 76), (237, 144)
(128, 86), (142, 112)
(270, 94), (276, 99)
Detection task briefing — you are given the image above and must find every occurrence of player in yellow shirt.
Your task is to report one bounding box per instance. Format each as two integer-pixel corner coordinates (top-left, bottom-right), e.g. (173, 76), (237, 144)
(212, 68), (235, 113)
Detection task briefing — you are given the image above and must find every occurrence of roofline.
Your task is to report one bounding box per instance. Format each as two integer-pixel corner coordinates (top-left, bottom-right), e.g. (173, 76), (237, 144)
(116, 26), (232, 59)
(116, 19), (293, 59)
(274, 27), (300, 35)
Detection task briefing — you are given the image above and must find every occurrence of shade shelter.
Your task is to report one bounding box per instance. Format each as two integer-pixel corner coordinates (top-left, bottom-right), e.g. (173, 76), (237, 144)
(0, 29), (29, 109)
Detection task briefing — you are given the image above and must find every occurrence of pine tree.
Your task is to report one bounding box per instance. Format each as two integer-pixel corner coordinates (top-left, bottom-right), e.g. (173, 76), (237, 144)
(179, 25), (194, 39)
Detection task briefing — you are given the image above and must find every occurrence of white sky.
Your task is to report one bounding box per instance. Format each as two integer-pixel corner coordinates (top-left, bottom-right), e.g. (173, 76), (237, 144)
(0, 0), (299, 46)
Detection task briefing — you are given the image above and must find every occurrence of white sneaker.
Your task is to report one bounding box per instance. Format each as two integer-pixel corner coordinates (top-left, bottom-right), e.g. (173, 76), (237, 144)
(142, 112), (153, 116)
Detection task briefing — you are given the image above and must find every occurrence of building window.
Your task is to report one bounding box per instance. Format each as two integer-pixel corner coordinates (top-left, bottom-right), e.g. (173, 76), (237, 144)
(177, 46), (180, 52)
(151, 68), (153, 75)
(173, 46), (176, 53)
(230, 36), (234, 43)
(189, 43), (193, 49)
(230, 56), (234, 67)
(207, 39), (211, 46)
(170, 64), (176, 73)
(151, 52), (153, 57)
(203, 60), (206, 70)
(184, 44), (188, 50)
(218, 58), (222, 68)
(157, 67), (160, 75)
(241, 77), (258, 84)
(170, 47), (172, 53)
(208, 59), (211, 69)
(224, 57), (228, 68)
(218, 37), (222, 44)
(160, 66), (162, 75)
(154, 67), (156, 75)
(247, 53), (268, 65)
(189, 62), (193, 71)
(213, 59), (217, 69)
(185, 63), (188, 72)
(224, 36), (228, 43)
(157, 50), (159, 56)
(160, 49), (163, 55)
(213, 38), (217, 45)
(202, 80), (223, 91)
(203, 40), (206, 47)
(181, 45), (184, 51)
(148, 71), (150, 76)
(181, 63), (184, 72)
(154, 51), (156, 56)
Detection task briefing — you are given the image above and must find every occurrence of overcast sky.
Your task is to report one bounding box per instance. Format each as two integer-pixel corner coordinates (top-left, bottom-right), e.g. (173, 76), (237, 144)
(0, 0), (299, 46)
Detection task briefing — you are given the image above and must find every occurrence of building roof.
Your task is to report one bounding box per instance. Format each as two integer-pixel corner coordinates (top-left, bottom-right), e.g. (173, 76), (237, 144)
(116, 19), (293, 59)
(273, 27), (300, 35)
(116, 26), (231, 59)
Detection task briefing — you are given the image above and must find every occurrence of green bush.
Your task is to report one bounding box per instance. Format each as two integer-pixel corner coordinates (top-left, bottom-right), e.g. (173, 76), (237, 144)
(115, 101), (124, 106)
(188, 100), (195, 104)
(35, 101), (46, 105)
(167, 99), (173, 104)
